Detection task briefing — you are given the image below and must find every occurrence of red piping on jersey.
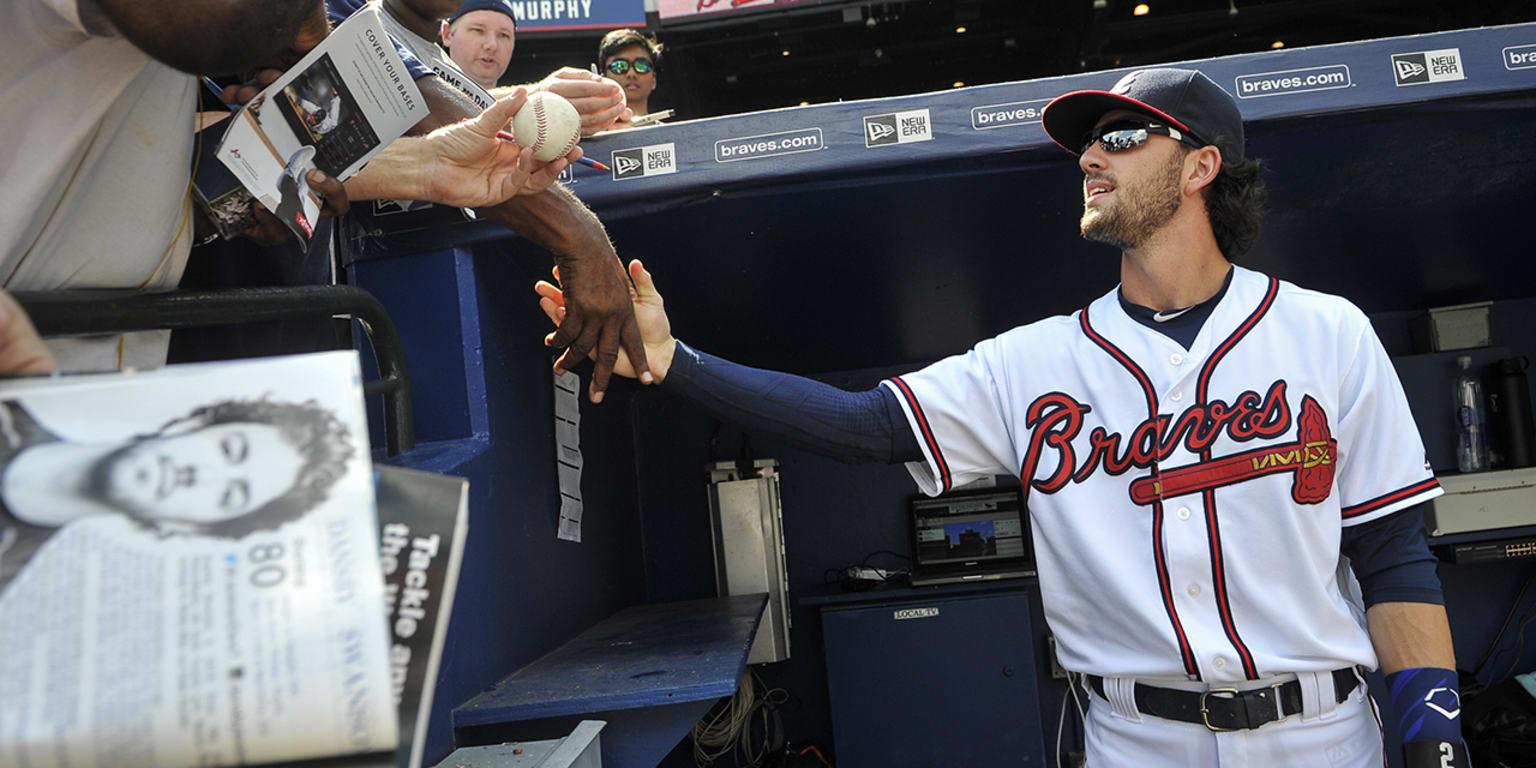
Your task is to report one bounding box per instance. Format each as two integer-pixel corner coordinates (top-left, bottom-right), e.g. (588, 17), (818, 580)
(1365, 687), (1390, 768)
(1342, 477), (1441, 518)
(889, 376), (953, 493)
(1078, 307), (1201, 679)
(1193, 275), (1279, 681)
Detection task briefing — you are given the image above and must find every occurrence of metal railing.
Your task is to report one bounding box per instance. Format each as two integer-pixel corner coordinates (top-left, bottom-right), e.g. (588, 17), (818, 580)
(14, 286), (414, 456)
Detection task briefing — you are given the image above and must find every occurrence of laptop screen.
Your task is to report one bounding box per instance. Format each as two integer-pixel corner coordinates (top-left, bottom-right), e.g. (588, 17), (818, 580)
(911, 488), (1030, 568)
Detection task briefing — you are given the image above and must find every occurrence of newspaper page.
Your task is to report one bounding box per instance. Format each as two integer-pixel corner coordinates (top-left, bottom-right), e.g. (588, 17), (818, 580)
(216, 5), (428, 240)
(375, 466), (468, 768)
(0, 352), (397, 767)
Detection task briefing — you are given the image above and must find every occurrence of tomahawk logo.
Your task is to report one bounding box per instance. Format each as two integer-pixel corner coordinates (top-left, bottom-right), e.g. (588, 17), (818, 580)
(864, 116), (898, 145)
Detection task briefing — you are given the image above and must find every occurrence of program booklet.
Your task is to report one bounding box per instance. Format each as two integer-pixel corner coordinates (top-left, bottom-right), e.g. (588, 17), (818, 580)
(375, 466), (468, 768)
(0, 352), (397, 767)
(213, 5), (429, 241)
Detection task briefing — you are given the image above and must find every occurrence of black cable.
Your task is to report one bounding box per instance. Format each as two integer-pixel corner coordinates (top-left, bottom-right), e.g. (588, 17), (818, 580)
(1498, 610), (1536, 682)
(1475, 568), (1536, 678)
(860, 549), (912, 565)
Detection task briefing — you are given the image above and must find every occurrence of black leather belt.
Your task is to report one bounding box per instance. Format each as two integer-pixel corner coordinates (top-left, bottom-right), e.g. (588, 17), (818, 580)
(1087, 668), (1358, 731)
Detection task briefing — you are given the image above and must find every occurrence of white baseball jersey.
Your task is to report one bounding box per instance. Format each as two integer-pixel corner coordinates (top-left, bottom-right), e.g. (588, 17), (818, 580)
(882, 265), (1442, 683)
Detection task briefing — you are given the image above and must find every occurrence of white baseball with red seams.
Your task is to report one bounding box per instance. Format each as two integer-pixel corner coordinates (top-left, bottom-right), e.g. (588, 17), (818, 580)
(511, 91), (582, 162)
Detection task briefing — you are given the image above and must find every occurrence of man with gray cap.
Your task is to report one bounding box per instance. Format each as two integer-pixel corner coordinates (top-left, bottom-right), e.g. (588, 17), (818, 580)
(533, 67), (1466, 766)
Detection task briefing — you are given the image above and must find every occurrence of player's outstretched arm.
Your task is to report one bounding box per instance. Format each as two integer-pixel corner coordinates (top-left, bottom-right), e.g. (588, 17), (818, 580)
(408, 78), (649, 403)
(536, 261), (923, 464)
(344, 89), (571, 208)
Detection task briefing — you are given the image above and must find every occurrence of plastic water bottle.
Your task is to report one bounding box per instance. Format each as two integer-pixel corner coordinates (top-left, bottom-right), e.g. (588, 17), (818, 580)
(1454, 355), (1489, 473)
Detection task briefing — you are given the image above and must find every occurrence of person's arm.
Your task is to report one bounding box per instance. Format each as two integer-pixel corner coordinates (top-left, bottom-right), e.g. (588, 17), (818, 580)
(1367, 602), (1455, 674)
(495, 68), (628, 136)
(416, 77), (650, 401)
(536, 259), (925, 463)
(1346, 507), (1468, 767)
(97, 0), (324, 75)
(343, 90), (563, 208)
(0, 292), (57, 375)
(1368, 602), (1467, 767)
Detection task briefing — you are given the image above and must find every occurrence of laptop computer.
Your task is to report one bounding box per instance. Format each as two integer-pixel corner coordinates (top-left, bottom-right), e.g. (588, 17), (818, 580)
(908, 487), (1035, 586)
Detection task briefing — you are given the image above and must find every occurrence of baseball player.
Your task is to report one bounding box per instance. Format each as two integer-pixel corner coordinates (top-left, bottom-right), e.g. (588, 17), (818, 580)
(536, 68), (1464, 767)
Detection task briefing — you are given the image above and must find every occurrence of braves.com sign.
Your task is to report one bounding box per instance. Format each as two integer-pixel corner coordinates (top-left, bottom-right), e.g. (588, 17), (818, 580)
(1506, 44), (1536, 71)
(970, 98), (1050, 130)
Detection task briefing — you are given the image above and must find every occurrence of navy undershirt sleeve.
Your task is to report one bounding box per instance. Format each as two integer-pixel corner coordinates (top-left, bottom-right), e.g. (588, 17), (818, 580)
(662, 340), (924, 464)
(1341, 503), (1443, 607)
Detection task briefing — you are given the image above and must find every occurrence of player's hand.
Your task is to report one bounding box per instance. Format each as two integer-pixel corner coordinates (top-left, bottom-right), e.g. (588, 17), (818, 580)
(241, 170), (350, 246)
(533, 68), (627, 136)
(537, 259), (672, 385)
(537, 256), (654, 402)
(0, 291), (57, 375)
(417, 89), (571, 206)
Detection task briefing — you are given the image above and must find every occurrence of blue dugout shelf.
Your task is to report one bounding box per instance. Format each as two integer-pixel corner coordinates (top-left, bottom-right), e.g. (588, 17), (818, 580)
(451, 595), (767, 768)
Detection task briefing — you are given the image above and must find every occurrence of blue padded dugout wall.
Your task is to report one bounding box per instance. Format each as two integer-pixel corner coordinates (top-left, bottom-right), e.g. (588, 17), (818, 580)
(344, 21), (1536, 767)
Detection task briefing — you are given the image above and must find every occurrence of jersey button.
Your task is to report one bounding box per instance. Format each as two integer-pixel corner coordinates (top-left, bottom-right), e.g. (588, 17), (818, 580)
(1213, 657), (1227, 670)
(1170, 353), (1185, 365)
(1171, 391), (1183, 402)
(1187, 584), (1200, 597)
(1177, 506), (1191, 520)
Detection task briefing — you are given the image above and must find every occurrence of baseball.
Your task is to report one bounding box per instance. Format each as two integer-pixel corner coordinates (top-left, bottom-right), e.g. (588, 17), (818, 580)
(511, 91), (582, 162)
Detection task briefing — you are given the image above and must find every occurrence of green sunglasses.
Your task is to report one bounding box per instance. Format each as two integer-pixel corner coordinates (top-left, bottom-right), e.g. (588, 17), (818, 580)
(605, 58), (654, 76)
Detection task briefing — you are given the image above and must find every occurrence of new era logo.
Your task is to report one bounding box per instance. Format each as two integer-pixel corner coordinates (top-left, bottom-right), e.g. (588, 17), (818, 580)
(862, 109), (933, 148)
(1392, 48), (1465, 86)
(1393, 55), (1428, 83)
(865, 116), (897, 145)
(610, 143), (678, 181)
(612, 149), (644, 178)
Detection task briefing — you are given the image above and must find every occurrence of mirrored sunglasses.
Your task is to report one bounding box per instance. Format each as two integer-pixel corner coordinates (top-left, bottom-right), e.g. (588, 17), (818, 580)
(1082, 118), (1204, 154)
(605, 58), (653, 76)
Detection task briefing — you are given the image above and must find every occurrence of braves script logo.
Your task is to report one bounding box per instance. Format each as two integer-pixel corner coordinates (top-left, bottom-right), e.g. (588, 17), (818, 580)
(1021, 380), (1338, 505)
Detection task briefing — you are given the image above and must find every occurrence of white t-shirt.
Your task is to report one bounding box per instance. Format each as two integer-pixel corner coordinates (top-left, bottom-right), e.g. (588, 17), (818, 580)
(0, 0), (197, 371)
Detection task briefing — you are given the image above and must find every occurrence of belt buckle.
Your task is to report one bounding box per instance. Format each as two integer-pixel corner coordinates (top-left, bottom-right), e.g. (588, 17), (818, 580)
(1200, 687), (1240, 732)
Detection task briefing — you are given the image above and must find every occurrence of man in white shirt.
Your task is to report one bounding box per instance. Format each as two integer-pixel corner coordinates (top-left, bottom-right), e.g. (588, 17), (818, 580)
(0, 0), (586, 373)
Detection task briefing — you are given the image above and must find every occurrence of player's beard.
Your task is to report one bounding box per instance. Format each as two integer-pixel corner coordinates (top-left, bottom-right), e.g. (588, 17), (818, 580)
(1080, 149), (1185, 250)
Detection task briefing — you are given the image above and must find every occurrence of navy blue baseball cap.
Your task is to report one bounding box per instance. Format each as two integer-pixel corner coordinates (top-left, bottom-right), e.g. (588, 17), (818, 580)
(1042, 68), (1245, 162)
(450, 0), (517, 27)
